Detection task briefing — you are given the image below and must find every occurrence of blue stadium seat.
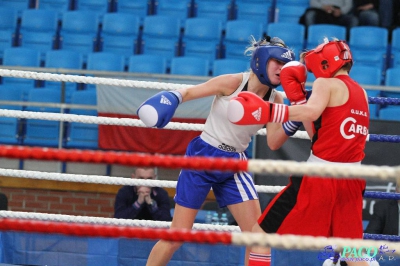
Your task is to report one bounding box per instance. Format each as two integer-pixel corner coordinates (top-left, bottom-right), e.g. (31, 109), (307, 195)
(0, 0), (32, 17)
(44, 50), (84, 102)
(350, 65), (382, 119)
(273, 3), (308, 24)
(140, 15), (181, 67)
(349, 26), (388, 78)
(235, 1), (271, 28)
(383, 67), (400, 99)
(194, 0), (232, 27)
(154, 0), (192, 24)
(100, 13), (141, 61)
(212, 58), (249, 76)
(305, 72), (316, 90)
(0, 85), (24, 144)
(37, 0), (73, 19)
(390, 28), (400, 68)
(74, 0), (112, 21)
(64, 89), (98, 149)
(18, 9), (59, 59)
(379, 106), (400, 121)
(170, 56), (209, 76)
(182, 17), (223, 71)
(0, 7), (18, 62)
(2, 47), (41, 89)
(113, 0), (151, 20)
(85, 52), (126, 89)
(306, 24), (346, 49)
(24, 88), (62, 147)
(223, 20), (263, 60)
(128, 54), (167, 74)
(59, 10), (100, 62)
(266, 22), (305, 59)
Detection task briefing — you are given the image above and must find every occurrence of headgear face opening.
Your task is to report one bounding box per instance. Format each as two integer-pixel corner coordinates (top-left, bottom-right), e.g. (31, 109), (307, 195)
(304, 40), (353, 78)
(250, 37), (295, 88)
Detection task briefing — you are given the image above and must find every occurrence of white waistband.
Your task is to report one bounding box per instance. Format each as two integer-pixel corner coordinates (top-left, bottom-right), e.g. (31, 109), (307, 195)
(307, 152), (361, 165)
(200, 132), (244, 153)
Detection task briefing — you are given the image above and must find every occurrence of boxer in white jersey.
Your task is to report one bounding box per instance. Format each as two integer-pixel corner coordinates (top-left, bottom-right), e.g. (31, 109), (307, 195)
(137, 36), (297, 266)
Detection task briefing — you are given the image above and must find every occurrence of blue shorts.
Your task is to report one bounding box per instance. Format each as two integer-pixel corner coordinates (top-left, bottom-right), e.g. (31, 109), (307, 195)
(174, 136), (258, 209)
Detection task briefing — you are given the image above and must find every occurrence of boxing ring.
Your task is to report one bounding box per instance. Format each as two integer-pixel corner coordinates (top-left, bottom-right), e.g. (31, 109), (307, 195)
(0, 69), (399, 266)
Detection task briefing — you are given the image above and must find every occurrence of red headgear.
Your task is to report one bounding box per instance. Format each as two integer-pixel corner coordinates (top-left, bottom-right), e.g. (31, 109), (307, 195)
(303, 40), (353, 78)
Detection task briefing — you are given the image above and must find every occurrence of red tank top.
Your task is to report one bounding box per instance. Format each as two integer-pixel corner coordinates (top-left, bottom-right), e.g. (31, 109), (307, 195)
(311, 75), (369, 162)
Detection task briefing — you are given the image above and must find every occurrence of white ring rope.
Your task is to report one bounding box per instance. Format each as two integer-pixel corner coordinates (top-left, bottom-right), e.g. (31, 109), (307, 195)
(0, 211), (240, 232)
(0, 168), (285, 194)
(0, 69), (191, 90)
(1, 210), (399, 255)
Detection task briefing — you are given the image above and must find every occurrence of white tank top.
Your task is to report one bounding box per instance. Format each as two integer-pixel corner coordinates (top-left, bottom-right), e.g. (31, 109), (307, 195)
(201, 72), (276, 153)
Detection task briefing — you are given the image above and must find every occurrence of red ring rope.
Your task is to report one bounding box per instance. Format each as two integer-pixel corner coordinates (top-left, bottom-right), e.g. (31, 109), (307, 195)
(0, 218), (232, 245)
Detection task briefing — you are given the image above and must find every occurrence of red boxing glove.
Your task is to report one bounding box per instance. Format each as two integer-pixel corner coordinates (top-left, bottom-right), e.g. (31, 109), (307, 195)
(227, 91), (289, 125)
(280, 61), (307, 105)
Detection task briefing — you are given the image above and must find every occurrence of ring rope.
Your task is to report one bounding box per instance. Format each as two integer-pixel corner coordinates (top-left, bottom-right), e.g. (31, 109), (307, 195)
(0, 167), (396, 198)
(0, 69), (399, 106)
(0, 109), (398, 143)
(0, 211), (240, 232)
(0, 145), (398, 181)
(1, 217), (399, 255)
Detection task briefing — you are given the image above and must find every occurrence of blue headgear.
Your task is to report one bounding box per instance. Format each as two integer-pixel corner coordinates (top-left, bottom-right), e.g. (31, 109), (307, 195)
(250, 37), (295, 88)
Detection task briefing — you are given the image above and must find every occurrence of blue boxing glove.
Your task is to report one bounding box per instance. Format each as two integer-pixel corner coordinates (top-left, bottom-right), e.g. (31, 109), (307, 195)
(282, 120), (302, 136)
(137, 91), (182, 128)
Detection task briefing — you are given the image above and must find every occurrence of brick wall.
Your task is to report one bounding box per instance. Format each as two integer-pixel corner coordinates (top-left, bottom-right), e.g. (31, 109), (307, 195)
(0, 187), (116, 218)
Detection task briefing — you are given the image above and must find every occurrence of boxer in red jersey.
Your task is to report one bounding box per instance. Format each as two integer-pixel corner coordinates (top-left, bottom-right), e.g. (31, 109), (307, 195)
(228, 38), (370, 266)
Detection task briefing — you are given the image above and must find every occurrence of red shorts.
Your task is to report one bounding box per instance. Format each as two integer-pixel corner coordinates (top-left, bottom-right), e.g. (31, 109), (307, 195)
(258, 176), (366, 238)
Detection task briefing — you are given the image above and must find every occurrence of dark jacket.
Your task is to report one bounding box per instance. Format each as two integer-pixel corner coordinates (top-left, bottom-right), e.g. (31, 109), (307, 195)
(114, 186), (172, 221)
(364, 199), (399, 235)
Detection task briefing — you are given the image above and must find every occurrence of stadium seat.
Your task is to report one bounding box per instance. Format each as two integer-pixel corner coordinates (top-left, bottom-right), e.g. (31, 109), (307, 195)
(182, 17), (223, 70)
(154, 0), (192, 24)
(273, 3), (308, 24)
(306, 24), (346, 49)
(64, 89), (98, 149)
(235, 1), (271, 28)
(18, 9), (59, 59)
(383, 67), (400, 99)
(23, 89), (62, 147)
(223, 20), (263, 60)
(266, 22), (305, 59)
(85, 52), (126, 89)
(390, 28), (400, 68)
(74, 0), (112, 21)
(128, 54), (167, 74)
(2, 47), (41, 89)
(100, 13), (141, 61)
(350, 65), (382, 119)
(44, 50), (84, 102)
(37, 0), (73, 19)
(0, 7), (18, 62)
(349, 26), (388, 78)
(0, 85), (24, 144)
(59, 10), (100, 62)
(113, 0), (151, 20)
(170, 56), (209, 76)
(0, 0), (32, 17)
(379, 106), (400, 121)
(193, 0), (232, 27)
(212, 58), (249, 76)
(141, 15), (181, 67)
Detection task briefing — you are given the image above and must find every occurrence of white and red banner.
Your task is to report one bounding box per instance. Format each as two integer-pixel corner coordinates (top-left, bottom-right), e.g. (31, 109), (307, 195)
(97, 85), (213, 155)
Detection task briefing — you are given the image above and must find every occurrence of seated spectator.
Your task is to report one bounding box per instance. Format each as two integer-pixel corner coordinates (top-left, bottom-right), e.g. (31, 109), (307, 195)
(114, 167), (172, 221)
(0, 192), (7, 210)
(300, 0), (358, 31)
(364, 182), (400, 235)
(353, 0), (379, 26)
